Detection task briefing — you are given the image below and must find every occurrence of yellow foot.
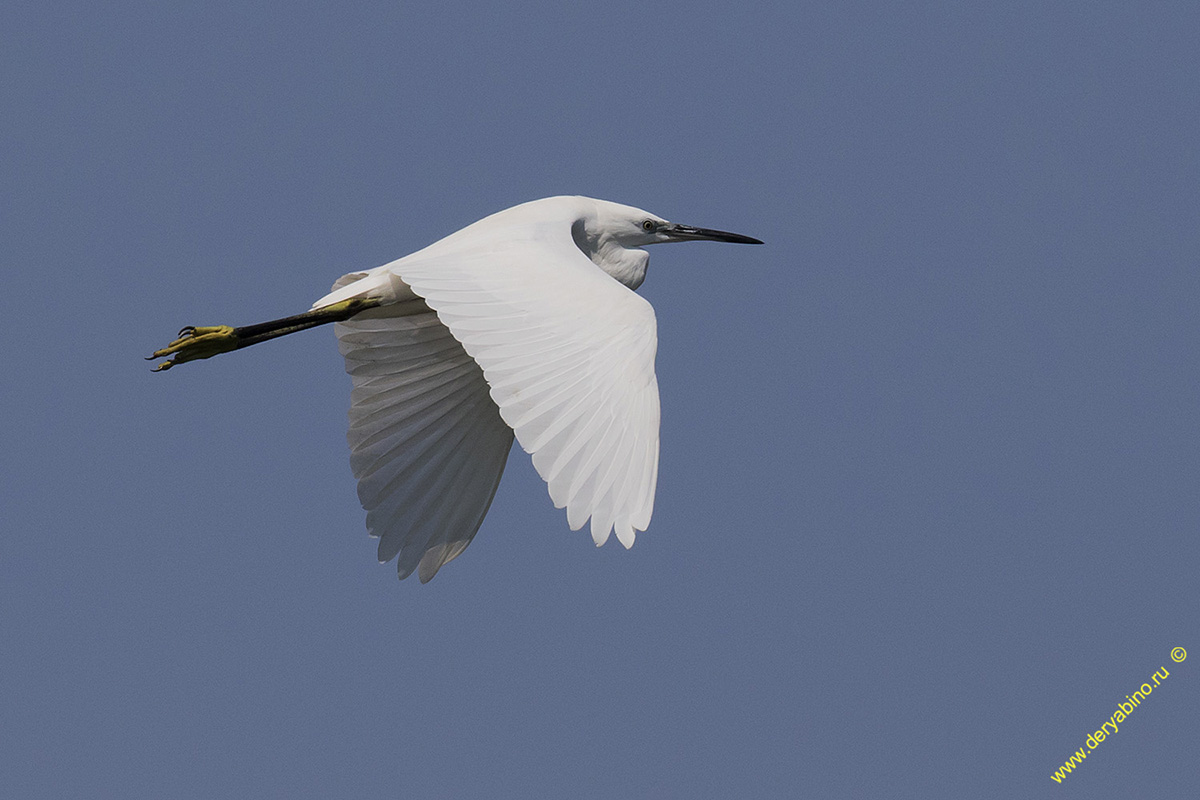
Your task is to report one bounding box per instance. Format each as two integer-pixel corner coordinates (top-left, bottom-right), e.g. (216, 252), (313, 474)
(147, 325), (239, 371)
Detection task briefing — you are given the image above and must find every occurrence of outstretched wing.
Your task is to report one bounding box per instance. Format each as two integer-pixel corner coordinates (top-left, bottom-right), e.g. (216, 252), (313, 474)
(395, 232), (660, 549)
(336, 307), (514, 582)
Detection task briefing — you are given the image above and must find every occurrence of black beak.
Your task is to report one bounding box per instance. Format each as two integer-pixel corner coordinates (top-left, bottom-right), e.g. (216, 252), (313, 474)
(662, 223), (763, 245)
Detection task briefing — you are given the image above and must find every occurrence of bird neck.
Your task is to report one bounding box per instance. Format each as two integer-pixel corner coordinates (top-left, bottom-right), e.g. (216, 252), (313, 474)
(573, 223), (649, 290)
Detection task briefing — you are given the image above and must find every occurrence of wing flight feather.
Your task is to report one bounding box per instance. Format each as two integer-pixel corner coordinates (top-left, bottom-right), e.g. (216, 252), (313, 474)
(335, 308), (514, 582)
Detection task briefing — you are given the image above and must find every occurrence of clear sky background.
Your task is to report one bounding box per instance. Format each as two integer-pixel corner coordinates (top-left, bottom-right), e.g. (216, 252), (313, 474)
(2, 2), (1197, 797)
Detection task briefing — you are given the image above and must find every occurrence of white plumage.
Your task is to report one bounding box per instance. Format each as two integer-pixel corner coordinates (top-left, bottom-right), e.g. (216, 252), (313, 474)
(318, 197), (664, 581)
(152, 195), (760, 582)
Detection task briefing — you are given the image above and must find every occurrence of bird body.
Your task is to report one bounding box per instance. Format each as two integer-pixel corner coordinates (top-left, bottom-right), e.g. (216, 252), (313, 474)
(150, 196), (760, 582)
(314, 196), (655, 309)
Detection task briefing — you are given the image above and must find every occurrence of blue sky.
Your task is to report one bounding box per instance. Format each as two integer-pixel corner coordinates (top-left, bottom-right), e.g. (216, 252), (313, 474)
(2, 1), (1197, 797)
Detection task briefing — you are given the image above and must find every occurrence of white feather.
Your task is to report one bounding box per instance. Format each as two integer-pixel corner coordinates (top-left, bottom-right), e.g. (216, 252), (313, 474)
(315, 197), (668, 579)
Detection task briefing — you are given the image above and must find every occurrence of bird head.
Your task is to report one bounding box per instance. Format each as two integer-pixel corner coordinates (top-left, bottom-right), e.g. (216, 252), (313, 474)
(570, 198), (761, 289)
(588, 198), (764, 248)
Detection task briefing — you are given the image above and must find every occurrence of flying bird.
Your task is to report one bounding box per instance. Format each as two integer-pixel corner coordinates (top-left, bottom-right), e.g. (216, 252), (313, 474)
(149, 196), (762, 581)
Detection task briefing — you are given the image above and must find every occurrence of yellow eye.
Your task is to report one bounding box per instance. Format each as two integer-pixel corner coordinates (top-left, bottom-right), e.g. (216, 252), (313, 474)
(642, 220), (656, 232)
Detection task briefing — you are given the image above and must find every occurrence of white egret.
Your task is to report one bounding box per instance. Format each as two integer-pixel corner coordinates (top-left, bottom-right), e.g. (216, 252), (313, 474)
(150, 196), (762, 581)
